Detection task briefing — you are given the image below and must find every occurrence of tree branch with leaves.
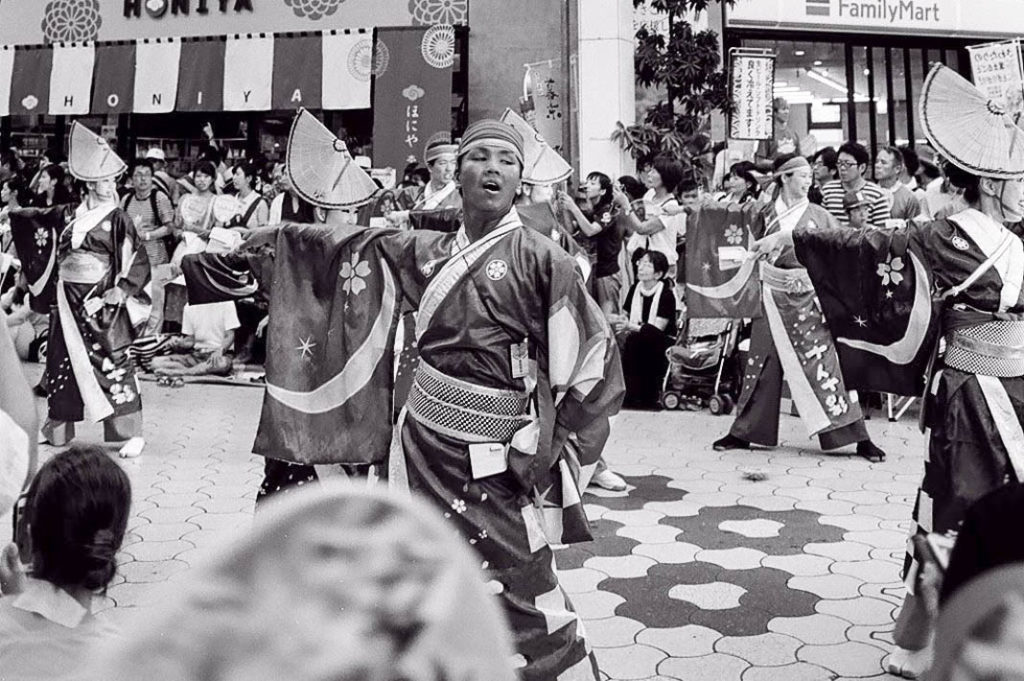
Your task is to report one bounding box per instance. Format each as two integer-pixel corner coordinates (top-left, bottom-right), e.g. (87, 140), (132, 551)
(614, 0), (737, 169)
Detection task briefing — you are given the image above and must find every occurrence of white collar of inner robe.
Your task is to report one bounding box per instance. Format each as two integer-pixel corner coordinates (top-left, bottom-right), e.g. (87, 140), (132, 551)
(12, 577), (91, 629)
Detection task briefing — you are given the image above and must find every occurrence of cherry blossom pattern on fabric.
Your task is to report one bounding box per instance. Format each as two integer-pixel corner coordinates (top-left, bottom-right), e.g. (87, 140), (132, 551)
(409, 0), (468, 26)
(282, 0), (346, 21)
(41, 0), (102, 43)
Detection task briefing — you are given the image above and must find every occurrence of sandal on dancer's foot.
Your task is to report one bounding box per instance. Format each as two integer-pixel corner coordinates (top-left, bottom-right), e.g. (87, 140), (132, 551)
(885, 645), (932, 679)
(713, 434), (751, 451)
(856, 440), (886, 462)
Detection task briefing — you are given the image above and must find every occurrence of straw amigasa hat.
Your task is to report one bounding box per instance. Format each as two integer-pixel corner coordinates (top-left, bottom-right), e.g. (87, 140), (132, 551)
(67, 121), (127, 182)
(920, 63), (1024, 179)
(499, 108), (572, 185)
(286, 108), (378, 209)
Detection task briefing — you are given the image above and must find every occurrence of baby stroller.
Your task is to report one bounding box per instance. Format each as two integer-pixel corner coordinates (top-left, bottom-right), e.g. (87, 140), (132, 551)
(660, 318), (743, 415)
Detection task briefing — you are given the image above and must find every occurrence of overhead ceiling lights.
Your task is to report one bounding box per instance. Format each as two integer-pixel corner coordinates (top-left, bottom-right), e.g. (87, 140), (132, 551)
(794, 50), (806, 56)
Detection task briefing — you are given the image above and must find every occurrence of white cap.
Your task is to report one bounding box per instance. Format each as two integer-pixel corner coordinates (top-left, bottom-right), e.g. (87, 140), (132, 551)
(354, 155), (372, 170)
(145, 147), (166, 162)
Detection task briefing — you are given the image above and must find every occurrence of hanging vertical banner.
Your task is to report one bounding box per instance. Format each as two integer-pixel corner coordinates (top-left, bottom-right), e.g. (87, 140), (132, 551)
(49, 43), (95, 116)
(224, 35), (274, 112)
(321, 30), (373, 110)
(9, 46), (53, 116)
(729, 49), (776, 141)
(968, 40), (1024, 112)
(273, 35), (322, 110)
(92, 43), (135, 114)
(177, 39), (226, 112)
(372, 26), (453, 171)
(522, 60), (565, 154)
(134, 39), (180, 114)
(0, 47), (13, 118)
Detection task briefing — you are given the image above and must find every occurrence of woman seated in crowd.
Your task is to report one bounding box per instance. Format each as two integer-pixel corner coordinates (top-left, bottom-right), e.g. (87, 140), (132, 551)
(0, 445), (132, 681)
(612, 249), (677, 409)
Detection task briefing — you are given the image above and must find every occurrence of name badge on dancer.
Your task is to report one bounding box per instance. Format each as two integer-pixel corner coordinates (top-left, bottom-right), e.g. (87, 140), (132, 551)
(510, 340), (529, 379)
(469, 443), (508, 479)
(83, 298), (104, 316)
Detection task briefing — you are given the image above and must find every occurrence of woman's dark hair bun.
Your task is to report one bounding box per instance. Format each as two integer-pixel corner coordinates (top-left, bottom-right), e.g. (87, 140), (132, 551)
(82, 529), (119, 590)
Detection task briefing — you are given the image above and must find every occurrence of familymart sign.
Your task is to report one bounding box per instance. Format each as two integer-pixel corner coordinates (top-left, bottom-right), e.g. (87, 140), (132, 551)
(811, 0), (942, 23)
(728, 0), (1024, 37)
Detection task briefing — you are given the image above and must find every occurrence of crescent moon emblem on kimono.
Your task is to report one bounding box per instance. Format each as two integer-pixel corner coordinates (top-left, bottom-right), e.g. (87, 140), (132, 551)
(265, 264), (397, 414)
(28, 239), (56, 298)
(836, 250), (931, 364)
(685, 254), (757, 299)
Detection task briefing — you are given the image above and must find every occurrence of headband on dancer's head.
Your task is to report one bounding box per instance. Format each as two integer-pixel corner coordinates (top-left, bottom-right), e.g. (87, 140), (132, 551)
(774, 155), (810, 178)
(457, 120), (525, 168)
(425, 142), (458, 165)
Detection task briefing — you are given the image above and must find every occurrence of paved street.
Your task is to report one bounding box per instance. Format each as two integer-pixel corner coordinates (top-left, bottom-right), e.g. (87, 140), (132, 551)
(11, 363), (918, 680)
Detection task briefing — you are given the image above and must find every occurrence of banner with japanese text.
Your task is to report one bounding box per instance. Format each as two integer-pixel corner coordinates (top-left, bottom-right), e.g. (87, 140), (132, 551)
(729, 50), (775, 141)
(372, 26), (454, 171)
(968, 40), (1024, 113)
(522, 60), (564, 154)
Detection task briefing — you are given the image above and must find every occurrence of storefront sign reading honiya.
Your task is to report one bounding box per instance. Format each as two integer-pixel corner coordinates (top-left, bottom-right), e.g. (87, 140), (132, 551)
(123, 0), (254, 20)
(0, 0), (468, 45)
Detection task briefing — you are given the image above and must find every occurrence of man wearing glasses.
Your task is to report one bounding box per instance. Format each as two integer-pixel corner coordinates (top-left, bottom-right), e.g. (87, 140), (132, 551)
(820, 141), (891, 228)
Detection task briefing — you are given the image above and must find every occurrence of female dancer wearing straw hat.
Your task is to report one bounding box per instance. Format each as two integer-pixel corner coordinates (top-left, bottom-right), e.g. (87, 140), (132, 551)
(36, 123), (151, 458)
(753, 64), (1024, 678)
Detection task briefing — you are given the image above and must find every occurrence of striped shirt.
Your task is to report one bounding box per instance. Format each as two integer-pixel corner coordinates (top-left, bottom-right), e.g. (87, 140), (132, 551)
(820, 179), (890, 228)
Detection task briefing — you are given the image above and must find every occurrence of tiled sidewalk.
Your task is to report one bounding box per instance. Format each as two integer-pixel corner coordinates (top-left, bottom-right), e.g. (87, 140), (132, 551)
(15, 367), (917, 680)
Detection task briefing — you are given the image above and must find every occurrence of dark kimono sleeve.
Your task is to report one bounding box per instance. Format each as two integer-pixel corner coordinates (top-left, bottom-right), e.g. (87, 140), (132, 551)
(793, 223), (938, 395)
(408, 207), (462, 233)
(111, 209), (151, 297)
(523, 250), (624, 543)
(8, 207), (67, 313)
(180, 226), (278, 304)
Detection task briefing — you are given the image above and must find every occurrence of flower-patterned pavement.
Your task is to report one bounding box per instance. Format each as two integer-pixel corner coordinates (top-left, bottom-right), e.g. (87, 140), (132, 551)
(9, 364), (918, 680)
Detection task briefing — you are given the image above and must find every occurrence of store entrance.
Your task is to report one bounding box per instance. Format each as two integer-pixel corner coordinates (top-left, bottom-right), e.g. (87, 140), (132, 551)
(731, 31), (970, 155)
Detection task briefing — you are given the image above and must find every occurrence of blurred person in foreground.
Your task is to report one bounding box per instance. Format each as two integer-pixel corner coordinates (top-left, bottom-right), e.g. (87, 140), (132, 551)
(0, 446), (131, 681)
(180, 110), (623, 680)
(99, 486), (517, 681)
(751, 65), (1024, 679)
(927, 564), (1024, 681)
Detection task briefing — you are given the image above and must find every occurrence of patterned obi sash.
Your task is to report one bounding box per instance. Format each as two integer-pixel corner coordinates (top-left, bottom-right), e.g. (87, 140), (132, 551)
(59, 252), (109, 285)
(406, 361), (532, 443)
(759, 262), (814, 294)
(945, 319), (1024, 377)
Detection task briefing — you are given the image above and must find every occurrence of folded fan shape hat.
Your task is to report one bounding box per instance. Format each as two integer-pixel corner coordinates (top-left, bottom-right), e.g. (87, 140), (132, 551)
(287, 108), (378, 209)
(920, 64), (1024, 179)
(68, 121), (127, 182)
(499, 109), (573, 185)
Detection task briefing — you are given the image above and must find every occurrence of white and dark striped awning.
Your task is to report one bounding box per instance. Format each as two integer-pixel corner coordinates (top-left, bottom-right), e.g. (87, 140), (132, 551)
(0, 28), (376, 116)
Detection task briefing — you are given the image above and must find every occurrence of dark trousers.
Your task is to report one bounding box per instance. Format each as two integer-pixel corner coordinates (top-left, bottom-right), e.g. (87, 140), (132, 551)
(730, 318), (868, 450)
